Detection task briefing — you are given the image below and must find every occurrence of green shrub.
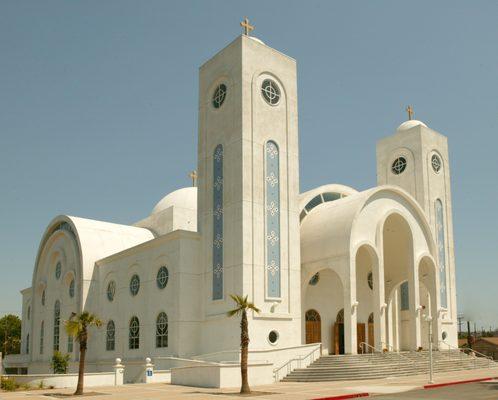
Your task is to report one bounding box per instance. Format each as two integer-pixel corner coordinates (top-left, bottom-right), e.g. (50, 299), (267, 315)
(1, 377), (20, 391)
(51, 351), (70, 374)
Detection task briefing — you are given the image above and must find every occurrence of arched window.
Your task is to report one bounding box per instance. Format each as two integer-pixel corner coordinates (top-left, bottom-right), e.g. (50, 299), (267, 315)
(212, 144), (224, 300)
(69, 279), (75, 298)
(26, 334), (29, 354)
(435, 199), (447, 308)
(305, 309), (321, 322)
(368, 313), (374, 323)
(40, 321), (44, 354)
(106, 320), (115, 351)
(156, 312), (168, 348)
(41, 289), (46, 306)
(129, 316), (140, 349)
(336, 309), (344, 324)
(265, 141), (281, 298)
(53, 300), (60, 351)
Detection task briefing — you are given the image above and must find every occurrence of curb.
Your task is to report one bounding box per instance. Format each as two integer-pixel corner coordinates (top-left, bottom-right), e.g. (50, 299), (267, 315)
(312, 393), (369, 400)
(423, 376), (496, 389)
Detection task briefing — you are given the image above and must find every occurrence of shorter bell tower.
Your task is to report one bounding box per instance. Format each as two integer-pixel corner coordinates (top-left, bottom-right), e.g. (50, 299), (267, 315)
(376, 110), (457, 331)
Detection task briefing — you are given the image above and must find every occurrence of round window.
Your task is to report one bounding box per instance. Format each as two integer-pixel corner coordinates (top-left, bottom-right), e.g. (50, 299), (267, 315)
(130, 274), (140, 296)
(442, 331), (448, 340)
(391, 157), (407, 175)
(69, 279), (75, 298)
(107, 281), (116, 302)
(156, 266), (169, 289)
(309, 273), (320, 286)
(431, 154), (442, 173)
(55, 262), (62, 279)
(212, 83), (227, 109)
(261, 79), (281, 106)
(367, 271), (373, 290)
(268, 330), (279, 345)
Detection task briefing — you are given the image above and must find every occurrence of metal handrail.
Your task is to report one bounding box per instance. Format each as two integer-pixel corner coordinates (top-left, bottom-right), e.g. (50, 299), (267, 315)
(439, 341), (495, 368)
(359, 342), (416, 365)
(273, 344), (322, 382)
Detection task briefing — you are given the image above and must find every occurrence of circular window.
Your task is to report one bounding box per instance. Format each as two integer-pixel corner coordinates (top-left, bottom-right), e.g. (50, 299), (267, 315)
(268, 330), (279, 345)
(442, 331), (448, 340)
(41, 289), (46, 306)
(55, 262), (62, 279)
(367, 271), (373, 290)
(130, 274), (140, 296)
(309, 273), (320, 286)
(391, 157), (407, 175)
(261, 79), (281, 106)
(431, 154), (442, 173)
(156, 266), (169, 289)
(107, 281), (116, 302)
(69, 279), (75, 298)
(212, 83), (227, 109)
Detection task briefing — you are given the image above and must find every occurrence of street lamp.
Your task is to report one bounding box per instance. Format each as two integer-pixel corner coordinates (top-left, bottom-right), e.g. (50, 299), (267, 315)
(425, 315), (434, 384)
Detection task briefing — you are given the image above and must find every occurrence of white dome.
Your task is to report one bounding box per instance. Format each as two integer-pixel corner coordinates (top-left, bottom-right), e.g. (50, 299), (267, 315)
(249, 36), (265, 45)
(397, 120), (428, 132)
(151, 187), (197, 215)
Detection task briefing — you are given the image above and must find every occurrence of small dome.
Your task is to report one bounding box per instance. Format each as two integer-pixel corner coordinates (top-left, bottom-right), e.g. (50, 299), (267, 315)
(397, 120), (428, 132)
(249, 36), (265, 45)
(151, 187), (197, 215)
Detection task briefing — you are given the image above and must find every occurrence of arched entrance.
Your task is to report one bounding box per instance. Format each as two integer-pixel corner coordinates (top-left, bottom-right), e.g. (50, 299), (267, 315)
(334, 309), (345, 354)
(305, 309), (321, 344)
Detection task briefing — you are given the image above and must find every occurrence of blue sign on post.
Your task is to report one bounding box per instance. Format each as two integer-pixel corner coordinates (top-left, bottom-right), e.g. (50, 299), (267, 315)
(147, 369), (153, 377)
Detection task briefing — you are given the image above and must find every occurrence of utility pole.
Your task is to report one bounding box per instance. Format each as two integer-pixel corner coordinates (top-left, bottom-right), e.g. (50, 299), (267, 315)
(467, 321), (473, 350)
(457, 315), (463, 337)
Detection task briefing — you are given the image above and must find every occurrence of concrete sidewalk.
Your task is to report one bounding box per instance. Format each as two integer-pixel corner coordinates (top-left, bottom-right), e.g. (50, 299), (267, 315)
(1, 368), (497, 400)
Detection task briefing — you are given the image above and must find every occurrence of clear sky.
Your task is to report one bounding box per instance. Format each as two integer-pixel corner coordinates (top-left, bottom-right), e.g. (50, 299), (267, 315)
(1, 1), (497, 330)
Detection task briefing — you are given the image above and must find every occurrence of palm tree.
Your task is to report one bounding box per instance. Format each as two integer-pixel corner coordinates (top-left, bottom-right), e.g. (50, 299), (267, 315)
(227, 294), (260, 394)
(65, 312), (102, 395)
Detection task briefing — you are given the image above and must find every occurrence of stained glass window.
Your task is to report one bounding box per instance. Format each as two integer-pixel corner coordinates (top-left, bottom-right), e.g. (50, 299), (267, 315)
(55, 262), (62, 279)
(53, 300), (60, 351)
(156, 312), (168, 348)
(436, 199), (447, 308)
(107, 281), (116, 302)
(130, 275), (140, 296)
(400, 282), (409, 311)
(261, 79), (280, 105)
(129, 317), (139, 349)
(266, 141), (281, 298)
(212, 84), (227, 109)
(69, 279), (75, 298)
(106, 320), (115, 351)
(392, 157), (407, 175)
(212, 144), (224, 300)
(156, 266), (169, 289)
(431, 154), (442, 173)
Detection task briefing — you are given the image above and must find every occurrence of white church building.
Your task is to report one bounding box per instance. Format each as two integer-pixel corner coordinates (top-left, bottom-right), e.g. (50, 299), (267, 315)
(12, 30), (459, 384)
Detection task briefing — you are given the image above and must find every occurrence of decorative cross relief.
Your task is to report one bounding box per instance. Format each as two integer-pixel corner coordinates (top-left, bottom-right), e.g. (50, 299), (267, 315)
(267, 260), (280, 277)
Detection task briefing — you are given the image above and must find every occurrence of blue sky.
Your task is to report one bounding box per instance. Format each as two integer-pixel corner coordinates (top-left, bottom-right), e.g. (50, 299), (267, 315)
(0, 1), (497, 330)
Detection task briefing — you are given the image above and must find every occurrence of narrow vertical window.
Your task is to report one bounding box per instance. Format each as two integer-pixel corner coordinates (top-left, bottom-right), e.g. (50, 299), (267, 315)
(435, 199), (447, 308)
(156, 312), (168, 348)
(40, 321), (44, 354)
(26, 334), (29, 354)
(129, 316), (140, 349)
(53, 300), (60, 351)
(265, 141), (281, 298)
(106, 320), (115, 351)
(400, 281), (409, 311)
(212, 144), (224, 300)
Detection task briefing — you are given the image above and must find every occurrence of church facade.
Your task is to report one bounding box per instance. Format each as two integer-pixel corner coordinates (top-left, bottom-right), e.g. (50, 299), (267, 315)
(15, 33), (458, 379)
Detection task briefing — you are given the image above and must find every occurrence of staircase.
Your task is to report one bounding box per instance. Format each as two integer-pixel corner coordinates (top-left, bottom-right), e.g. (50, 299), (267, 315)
(282, 350), (498, 382)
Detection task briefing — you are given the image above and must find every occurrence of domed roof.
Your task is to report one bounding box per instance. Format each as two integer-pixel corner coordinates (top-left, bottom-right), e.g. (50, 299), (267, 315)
(397, 120), (428, 132)
(151, 187), (197, 215)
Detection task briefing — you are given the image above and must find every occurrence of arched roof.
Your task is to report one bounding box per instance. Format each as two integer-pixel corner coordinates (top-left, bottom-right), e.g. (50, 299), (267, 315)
(33, 215), (154, 306)
(299, 184), (358, 222)
(300, 185), (437, 268)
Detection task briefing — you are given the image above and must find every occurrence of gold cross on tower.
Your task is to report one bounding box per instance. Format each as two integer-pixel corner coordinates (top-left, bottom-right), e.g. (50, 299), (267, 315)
(406, 105), (414, 120)
(240, 17), (254, 36)
(189, 170), (197, 187)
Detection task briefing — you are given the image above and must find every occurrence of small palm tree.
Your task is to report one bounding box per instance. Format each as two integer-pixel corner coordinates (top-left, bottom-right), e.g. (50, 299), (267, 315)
(65, 312), (102, 395)
(227, 294), (260, 394)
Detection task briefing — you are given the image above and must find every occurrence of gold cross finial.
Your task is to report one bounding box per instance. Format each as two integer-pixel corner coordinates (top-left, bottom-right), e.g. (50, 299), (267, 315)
(406, 105), (414, 120)
(189, 170), (197, 187)
(240, 17), (254, 36)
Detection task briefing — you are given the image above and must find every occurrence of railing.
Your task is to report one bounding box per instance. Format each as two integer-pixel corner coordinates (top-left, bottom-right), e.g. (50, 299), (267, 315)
(273, 344), (322, 382)
(359, 342), (416, 366)
(439, 341), (496, 369)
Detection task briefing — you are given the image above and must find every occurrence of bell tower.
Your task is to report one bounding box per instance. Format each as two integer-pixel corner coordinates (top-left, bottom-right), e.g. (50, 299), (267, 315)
(197, 29), (301, 354)
(376, 113), (457, 341)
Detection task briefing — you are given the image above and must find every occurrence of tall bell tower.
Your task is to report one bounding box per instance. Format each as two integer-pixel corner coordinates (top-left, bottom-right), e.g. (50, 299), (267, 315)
(376, 111), (458, 343)
(196, 27), (302, 355)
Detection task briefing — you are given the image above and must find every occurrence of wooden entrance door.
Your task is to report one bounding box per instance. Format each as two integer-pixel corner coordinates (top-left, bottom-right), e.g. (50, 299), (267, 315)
(357, 323), (366, 353)
(367, 313), (374, 352)
(333, 323), (345, 354)
(305, 309), (321, 344)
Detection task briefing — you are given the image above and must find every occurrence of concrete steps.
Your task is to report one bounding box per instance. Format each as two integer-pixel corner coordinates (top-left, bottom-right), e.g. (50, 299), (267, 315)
(282, 350), (498, 382)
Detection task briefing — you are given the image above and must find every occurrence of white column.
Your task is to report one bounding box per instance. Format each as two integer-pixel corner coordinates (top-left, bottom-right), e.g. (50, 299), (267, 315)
(373, 253), (386, 350)
(409, 264), (422, 350)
